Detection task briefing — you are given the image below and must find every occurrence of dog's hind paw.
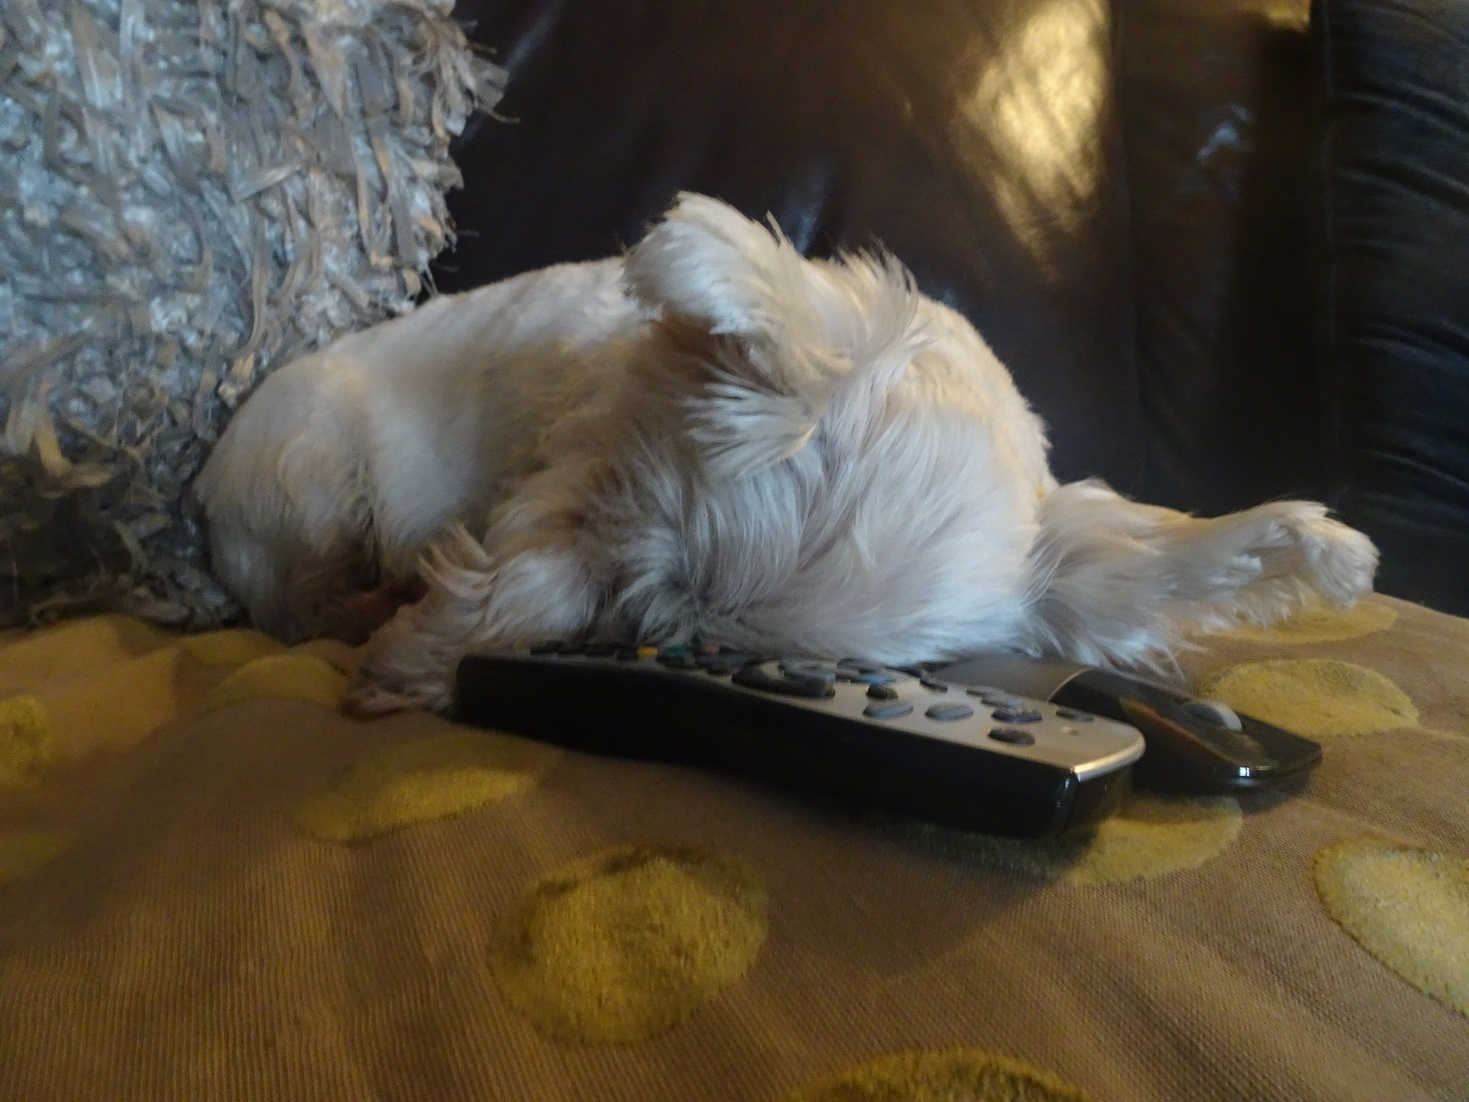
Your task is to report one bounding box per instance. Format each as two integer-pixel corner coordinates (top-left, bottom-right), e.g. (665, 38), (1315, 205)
(1284, 509), (1379, 609)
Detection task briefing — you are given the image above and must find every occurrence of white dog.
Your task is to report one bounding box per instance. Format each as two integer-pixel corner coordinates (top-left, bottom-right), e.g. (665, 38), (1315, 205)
(194, 193), (1377, 715)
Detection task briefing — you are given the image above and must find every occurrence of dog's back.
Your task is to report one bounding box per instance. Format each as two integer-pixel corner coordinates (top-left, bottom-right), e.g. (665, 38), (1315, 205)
(194, 259), (639, 639)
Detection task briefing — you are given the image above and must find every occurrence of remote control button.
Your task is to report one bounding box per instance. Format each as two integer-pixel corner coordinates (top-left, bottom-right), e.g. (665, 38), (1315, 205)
(712, 651), (759, 666)
(658, 644), (690, 656)
(863, 700), (914, 719)
(924, 703), (973, 721)
(780, 659), (841, 680)
(977, 692), (1024, 709)
(732, 665), (835, 699)
(866, 684), (899, 700)
(964, 685), (1004, 698)
(991, 707), (1043, 724)
(989, 727), (1037, 746)
(637, 646), (659, 659)
(615, 647), (640, 661)
(835, 667), (900, 685)
(1055, 707), (1094, 722)
(696, 654), (746, 675)
(919, 677), (949, 692)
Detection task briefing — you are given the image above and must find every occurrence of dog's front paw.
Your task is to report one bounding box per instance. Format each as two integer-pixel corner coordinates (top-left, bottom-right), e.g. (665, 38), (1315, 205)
(341, 592), (463, 717)
(342, 667), (453, 718)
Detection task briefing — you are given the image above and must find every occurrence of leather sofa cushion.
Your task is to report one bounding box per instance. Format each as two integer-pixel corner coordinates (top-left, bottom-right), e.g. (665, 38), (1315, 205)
(440, 0), (1144, 489)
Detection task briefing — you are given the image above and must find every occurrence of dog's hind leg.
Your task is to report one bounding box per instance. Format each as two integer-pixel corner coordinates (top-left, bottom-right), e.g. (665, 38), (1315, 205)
(1017, 480), (1378, 669)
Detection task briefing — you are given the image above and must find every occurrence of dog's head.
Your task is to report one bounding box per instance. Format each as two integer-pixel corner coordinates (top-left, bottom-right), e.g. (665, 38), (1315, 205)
(597, 194), (1054, 659)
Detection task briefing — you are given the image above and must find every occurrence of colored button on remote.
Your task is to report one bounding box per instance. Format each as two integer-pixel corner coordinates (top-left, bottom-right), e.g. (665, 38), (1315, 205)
(973, 691), (1024, 710)
(992, 707), (1043, 724)
(696, 653), (749, 675)
(837, 667), (899, 685)
(780, 659), (841, 681)
(925, 703), (974, 721)
(990, 727), (1037, 746)
(864, 700), (915, 719)
(732, 665), (835, 699)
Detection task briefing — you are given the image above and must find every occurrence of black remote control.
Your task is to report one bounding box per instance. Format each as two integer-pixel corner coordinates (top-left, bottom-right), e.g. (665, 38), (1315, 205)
(453, 644), (1144, 837)
(933, 653), (1322, 793)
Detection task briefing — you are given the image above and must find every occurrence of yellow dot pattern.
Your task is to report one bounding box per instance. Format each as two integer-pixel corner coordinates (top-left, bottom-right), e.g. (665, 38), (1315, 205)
(200, 653), (349, 713)
(0, 621), (357, 769)
(295, 729), (561, 843)
(0, 830), (76, 884)
(1216, 597), (1398, 645)
(489, 846), (768, 1044)
(897, 793), (1242, 886)
(0, 694), (53, 789)
(176, 628), (285, 667)
(0, 615), (173, 697)
(1315, 838), (1469, 1017)
(789, 1047), (1092, 1101)
(4, 611), (1461, 1090)
(1198, 659), (1418, 737)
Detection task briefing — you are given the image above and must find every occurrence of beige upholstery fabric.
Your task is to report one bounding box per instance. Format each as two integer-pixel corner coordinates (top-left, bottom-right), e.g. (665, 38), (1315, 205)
(1, 597), (1465, 1100)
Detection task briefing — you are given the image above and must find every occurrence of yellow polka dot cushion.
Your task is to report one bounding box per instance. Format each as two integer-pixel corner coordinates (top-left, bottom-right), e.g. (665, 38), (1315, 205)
(1, 595), (1466, 1099)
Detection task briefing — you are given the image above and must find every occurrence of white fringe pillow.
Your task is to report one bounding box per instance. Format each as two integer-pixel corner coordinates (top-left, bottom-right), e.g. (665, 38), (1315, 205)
(0, 0), (504, 628)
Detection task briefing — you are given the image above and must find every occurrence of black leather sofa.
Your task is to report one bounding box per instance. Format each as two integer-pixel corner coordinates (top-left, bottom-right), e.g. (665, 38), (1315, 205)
(7, 6), (1469, 1096)
(436, 0), (1469, 615)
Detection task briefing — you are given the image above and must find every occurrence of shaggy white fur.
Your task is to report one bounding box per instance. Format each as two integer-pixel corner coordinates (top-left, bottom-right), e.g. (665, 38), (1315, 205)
(195, 193), (1378, 714)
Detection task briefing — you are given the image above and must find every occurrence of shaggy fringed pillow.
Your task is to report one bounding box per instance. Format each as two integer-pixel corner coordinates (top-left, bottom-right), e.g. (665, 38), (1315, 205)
(0, 0), (504, 628)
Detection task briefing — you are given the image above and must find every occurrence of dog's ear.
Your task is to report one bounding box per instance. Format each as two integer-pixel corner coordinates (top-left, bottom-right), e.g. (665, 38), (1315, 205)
(626, 191), (923, 367)
(624, 192), (805, 338)
(628, 193), (931, 479)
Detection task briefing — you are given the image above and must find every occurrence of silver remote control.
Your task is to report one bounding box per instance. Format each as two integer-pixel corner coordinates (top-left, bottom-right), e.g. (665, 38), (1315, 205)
(454, 644), (1145, 836)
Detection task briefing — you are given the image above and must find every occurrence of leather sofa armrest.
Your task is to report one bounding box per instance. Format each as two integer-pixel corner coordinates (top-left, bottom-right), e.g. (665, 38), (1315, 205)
(1313, 0), (1469, 613)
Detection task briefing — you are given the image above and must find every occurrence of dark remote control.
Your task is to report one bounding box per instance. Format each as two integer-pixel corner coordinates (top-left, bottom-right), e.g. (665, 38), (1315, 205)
(454, 645), (1145, 837)
(933, 653), (1322, 793)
